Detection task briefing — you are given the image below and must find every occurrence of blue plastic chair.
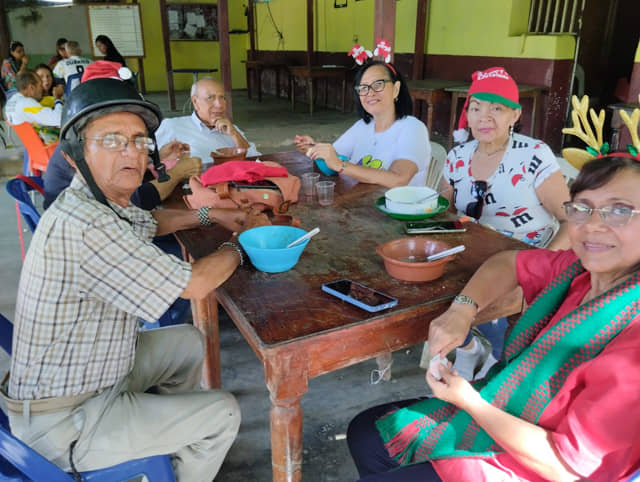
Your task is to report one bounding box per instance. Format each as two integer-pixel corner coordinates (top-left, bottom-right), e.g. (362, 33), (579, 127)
(0, 313), (176, 481)
(5, 175), (43, 233)
(64, 72), (83, 97)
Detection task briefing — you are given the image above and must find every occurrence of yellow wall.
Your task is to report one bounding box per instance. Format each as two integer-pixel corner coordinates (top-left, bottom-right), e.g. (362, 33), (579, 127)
(253, 0), (575, 61)
(427, 0), (575, 59)
(139, 0), (248, 92)
(636, 40), (640, 62)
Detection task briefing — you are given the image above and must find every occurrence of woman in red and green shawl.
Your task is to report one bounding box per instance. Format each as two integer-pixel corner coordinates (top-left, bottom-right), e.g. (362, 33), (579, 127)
(347, 155), (640, 482)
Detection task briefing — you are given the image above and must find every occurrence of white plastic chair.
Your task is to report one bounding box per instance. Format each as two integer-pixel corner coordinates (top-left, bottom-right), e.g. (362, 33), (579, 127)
(556, 155), (579, 185)
(426, 141), (447, 189)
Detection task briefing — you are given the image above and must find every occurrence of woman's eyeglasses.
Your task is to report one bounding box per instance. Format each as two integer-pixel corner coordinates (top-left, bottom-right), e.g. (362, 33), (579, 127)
(84, 133), (156, 153)
(563, 201), (640, 227)
(465, 180), (488, 219)
(354, 79), (392, 96)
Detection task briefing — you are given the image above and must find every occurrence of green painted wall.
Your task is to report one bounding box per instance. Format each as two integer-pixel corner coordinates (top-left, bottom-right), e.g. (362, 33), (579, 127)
(138, 0), (249, 92)
(254, 0), (575, 60)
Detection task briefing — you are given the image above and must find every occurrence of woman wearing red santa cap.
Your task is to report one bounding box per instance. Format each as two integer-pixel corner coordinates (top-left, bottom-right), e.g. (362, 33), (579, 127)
(435, 67), (572, 382)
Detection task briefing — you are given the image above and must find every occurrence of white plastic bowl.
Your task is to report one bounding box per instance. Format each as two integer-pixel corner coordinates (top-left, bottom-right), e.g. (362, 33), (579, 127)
(385, 186), (439, 215)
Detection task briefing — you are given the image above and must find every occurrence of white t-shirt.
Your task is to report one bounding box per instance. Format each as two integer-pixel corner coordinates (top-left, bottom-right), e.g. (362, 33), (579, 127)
(53, 56), (92, 84)
(443, 133), (561, 247)
(333, 115), (430, 186)
(155, 112), (260, 162)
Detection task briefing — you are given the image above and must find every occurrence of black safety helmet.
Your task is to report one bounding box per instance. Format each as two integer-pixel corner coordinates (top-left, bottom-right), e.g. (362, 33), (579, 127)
(60, 78), (169, 211)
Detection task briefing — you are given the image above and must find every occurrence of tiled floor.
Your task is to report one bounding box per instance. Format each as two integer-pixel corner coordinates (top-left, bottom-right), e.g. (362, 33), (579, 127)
(0, 90), (433, 481)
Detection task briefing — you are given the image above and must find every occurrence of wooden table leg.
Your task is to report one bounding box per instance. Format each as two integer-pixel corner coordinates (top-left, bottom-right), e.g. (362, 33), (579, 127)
(426, 100), (435, 134)
(448, 92), (462, 149)
(291, 74), (296, 112)
(191, 292), (221, 389)
(266, 350), (309, 482)
(257, 67), (263, 102)
(246, 66), (252, 99)
(308, 78), (314, 115)
(341, 74), (347, 112)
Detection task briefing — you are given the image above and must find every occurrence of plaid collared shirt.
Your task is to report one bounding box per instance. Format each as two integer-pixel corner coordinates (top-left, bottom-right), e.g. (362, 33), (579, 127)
(9, 176), (192, 400)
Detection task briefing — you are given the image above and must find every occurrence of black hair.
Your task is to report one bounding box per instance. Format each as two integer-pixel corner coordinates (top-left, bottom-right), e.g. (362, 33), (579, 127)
(570, 155), (640, 199)
(352, 61), (412, 124)
(56, 38), (67, 49)
(95, 35), (126, 66)
(34, 63), (54, 95)
(8, 41), (23, 58)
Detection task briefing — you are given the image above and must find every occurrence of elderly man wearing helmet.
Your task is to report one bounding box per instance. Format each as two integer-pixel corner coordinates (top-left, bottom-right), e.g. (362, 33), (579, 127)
(3, 78), (265, 480)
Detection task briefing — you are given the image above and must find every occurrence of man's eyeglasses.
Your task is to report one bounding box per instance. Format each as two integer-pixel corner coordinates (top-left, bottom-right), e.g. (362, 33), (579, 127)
(354, 79), (392, 96)
(465, 180), (488, 219)
(563, 201), (640, 227)
(197, 94), (227, 104)
(85, 133), (156, 153)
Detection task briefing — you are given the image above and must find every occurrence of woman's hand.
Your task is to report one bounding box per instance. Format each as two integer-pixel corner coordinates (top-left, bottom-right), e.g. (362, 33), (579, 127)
(427, 363), (481, 410)
(305, 143), (340, 170)
(53, 84), (65, 100)
(428, 303), (476, 359)
(293, 135), (315, 154)
(170, 156), (202, 179)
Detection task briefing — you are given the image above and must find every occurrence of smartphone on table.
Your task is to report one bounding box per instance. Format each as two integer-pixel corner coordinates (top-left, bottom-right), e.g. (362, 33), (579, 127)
(405, 220), (466, 234)
(321, 279), (398, 312)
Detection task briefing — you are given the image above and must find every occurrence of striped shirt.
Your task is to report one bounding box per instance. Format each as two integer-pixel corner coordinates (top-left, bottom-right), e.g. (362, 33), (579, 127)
(9, 176), (192, 400)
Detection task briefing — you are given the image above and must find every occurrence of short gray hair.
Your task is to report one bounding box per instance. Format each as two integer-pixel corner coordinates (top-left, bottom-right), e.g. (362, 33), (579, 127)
(190, 77), (218, 98)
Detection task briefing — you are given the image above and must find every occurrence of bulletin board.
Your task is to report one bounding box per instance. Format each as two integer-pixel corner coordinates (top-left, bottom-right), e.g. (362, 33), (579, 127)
(167, 4), (218, 41)
(86, 3), (145, 58)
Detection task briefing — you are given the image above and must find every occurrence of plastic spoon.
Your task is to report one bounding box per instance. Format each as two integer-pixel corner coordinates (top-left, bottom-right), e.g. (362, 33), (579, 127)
(286, 227), (320, 248)
(427, 244), (465, 262)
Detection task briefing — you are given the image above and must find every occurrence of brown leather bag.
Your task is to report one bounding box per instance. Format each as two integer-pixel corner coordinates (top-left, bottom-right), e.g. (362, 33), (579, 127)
(184, 161), (300, 214)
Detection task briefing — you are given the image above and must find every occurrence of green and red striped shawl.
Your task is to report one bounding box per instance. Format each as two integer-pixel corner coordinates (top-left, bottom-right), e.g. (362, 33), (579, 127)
(376, 260), (640, 465)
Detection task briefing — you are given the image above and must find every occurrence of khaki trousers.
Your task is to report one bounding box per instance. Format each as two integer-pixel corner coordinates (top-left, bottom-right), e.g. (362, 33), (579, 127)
(9, 325), (240, 482)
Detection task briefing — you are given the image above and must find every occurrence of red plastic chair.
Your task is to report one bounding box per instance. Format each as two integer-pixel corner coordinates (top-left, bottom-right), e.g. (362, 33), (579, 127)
(9, 122), (58, 175)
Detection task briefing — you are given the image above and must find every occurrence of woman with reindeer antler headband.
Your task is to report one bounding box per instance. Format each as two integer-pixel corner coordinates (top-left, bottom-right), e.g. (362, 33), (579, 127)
(294, 40), (431, 188)
(346, 100), (640, 480)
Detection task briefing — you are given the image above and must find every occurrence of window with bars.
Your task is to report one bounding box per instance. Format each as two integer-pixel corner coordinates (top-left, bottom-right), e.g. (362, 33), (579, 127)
(527, 0), (585, 34)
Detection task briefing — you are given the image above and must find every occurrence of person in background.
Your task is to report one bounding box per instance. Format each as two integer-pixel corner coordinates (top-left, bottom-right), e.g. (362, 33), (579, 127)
(295, 60), (430, 188)
(95, 34), (126, 67)
(155, 77), (260, 161)
(2, 41), (29, 93)
(348, 155), (640, 482)
(437, 67), (571, 381)
(35, 63), (64, 108)
(47, 37), (68, 69)
(53, 40), (91, 86)
(4, 70), (63, 145)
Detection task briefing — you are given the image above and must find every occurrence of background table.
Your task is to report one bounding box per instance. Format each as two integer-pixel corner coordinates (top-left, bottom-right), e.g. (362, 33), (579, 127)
(166, 68), (219, 111)
(289, 66), (349, 115)
(173, 151), (528, 481)
(245, 60), (291, 101)
(407, 79), (466, 134)
(446, 83), (548, 149)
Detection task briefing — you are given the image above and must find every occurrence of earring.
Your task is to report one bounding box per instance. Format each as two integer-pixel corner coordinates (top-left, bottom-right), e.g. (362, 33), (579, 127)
(509, 125), (514, 138)
(394, 97), (398, 103)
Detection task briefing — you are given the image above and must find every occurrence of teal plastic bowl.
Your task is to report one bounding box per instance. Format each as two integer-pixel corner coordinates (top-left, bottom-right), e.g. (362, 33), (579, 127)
(315, 155), (347, 176)
(238, 226), (310, 273)
(315, 158), (338, 176)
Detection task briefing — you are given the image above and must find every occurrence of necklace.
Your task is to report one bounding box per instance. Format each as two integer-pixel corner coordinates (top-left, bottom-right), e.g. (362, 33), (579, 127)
(477, 138), (509, 157)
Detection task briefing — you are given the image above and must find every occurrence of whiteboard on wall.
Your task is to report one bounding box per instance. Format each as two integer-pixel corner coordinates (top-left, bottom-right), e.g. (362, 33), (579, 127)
(86, 3), (145, 58)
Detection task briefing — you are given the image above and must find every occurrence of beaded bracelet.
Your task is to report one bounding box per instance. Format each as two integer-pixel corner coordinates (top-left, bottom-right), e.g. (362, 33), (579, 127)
(218, 241), (244, 266)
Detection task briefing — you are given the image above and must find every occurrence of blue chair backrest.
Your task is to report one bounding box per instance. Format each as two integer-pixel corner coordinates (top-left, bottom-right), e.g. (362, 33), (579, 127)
(0, 312), (176, 481)
(5, 176), (43, 233)
(65, 72), (83, 97)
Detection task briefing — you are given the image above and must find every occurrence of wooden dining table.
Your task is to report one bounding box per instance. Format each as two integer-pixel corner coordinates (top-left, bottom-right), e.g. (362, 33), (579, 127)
(172, 150), (529, 482)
